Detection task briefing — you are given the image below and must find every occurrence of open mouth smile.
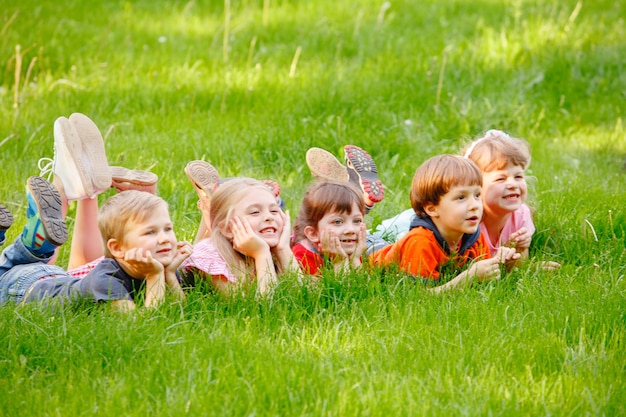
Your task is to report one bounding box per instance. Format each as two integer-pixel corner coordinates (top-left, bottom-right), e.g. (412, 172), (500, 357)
(260, 226), (277, 235)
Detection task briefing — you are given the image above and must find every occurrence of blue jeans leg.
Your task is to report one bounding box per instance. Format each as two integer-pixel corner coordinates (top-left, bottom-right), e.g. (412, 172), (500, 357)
(0, 237), (67, 304)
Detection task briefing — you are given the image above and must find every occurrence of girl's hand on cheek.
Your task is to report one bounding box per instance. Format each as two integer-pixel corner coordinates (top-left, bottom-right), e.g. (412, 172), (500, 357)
(275, 210), (292, 252)
(353, 223), (367, 259)
(319, 230), (348, 259)
(231, 216), (269, 258)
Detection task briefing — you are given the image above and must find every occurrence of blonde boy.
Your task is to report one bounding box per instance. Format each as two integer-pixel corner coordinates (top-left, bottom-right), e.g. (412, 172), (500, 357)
(0, 180), (191, 310)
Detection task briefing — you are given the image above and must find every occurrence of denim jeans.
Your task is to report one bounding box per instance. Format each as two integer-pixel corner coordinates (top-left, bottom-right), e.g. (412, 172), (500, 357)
(0, 237), (68, 304)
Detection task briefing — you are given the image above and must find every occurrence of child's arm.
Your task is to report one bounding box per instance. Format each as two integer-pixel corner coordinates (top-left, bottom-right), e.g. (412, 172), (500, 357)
(431, 247), (520, 294)
(194, 196), (212, 244)
(230, 216), (277, 295)
(164, 241), (193, 301)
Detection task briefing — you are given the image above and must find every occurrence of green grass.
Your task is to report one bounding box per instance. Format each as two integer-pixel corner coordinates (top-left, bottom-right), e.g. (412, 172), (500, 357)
(1, 0), (625, 415)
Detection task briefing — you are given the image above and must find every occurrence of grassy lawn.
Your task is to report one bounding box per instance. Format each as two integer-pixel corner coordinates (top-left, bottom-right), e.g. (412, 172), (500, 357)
(1, 0), (624, 415)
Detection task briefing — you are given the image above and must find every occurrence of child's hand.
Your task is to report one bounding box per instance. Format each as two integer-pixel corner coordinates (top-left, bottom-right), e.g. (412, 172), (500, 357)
(351, 223), (367, 263)
(494, 246), (521, 263)
(274, 210), (292, 254)
(165, 241), (193, 273)
(121, 247), (164, 277)
(347, 223), (368, 269)
(318, 230), (348, 261)
(472, 257), (503, 282)
(507, 227), (532, 252)
(230, 216), (270, 259)
(539, 260), (561, 270)
(471, 247), (520, 282)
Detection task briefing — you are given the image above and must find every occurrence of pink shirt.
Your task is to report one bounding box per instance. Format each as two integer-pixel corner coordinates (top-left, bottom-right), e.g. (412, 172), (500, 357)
(480, 204), (535, 256)
(68, 257), (104, 278)
(180, 238), (237, 283)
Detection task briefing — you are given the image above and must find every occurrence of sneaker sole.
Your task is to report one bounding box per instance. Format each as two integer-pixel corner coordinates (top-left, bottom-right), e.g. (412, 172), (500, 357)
(27, 176), (68, 246)
(54, 116), (94, 199)
(110, 166), (158, 186)
(0, 204), (13, 230)
(305, 147), (349, 182)
(184, 160), (221, 199)
(344, 145), (385, 203)
(69, 113), (112, 193)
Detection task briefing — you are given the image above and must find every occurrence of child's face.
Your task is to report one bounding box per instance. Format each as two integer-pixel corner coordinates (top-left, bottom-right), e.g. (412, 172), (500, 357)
(314, 202), (364, 256)
(427, 184), (482, 242)
(482, 163), (527, 217)
(231, 189), (284, 248)
(120, 205), (178, 266)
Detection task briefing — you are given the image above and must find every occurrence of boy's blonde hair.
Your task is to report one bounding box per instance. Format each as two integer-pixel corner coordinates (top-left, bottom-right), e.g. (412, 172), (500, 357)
(462, 130), (531, 172)
(292, 180), (365, 244)
(98, 190), (169, 258)
(209, 177), (278, 281)
(410, 154), (482, 218)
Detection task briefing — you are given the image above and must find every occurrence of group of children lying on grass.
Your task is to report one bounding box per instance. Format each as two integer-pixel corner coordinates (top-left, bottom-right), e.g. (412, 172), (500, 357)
(0, 114), (560, 311)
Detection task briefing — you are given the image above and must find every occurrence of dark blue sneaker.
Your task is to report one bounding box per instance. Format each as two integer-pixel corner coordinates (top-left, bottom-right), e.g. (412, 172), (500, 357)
(0, 204), (13, 245)
(21, 176), (68, 255)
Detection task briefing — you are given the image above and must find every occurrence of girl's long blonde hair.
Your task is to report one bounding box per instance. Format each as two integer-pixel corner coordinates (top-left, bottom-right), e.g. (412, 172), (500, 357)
(210, 177), (278, 282)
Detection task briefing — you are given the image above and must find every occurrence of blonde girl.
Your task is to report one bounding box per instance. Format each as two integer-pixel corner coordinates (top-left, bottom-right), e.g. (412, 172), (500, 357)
(462, 129), (560, 269)
(291, 181), (367, 276)
(181, 177), (298, 294)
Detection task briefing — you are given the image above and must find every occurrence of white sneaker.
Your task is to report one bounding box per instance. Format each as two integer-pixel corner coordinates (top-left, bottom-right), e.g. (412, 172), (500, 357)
(51, 116), (95, 200)
(68, 113), (111, 195)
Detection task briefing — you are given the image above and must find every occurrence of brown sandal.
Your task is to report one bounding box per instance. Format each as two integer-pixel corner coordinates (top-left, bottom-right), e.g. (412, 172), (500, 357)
(184, 160), (221, 200)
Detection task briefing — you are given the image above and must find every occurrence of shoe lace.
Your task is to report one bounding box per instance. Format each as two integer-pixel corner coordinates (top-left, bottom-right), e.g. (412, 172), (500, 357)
(38, 157), (54, 181)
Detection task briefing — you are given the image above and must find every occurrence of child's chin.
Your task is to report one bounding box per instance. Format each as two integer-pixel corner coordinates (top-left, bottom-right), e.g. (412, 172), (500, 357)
(263, 237), (280, 247)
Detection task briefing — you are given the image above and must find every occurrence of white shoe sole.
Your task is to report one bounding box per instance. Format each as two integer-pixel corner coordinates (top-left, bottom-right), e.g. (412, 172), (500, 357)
(53, 116), (93, 200)
(69, 113), (111, 193)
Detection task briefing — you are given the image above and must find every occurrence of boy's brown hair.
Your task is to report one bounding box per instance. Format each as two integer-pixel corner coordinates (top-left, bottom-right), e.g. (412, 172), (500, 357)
(98, 190), (169, 258)
(410, 154), (482, 218)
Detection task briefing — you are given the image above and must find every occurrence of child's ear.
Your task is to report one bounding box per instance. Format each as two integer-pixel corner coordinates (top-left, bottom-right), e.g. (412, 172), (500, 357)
(218, 221), (233, 239)
(424, 203), (439, 218)
(303, 225), (320, 243)
(107, 238), (125, 258)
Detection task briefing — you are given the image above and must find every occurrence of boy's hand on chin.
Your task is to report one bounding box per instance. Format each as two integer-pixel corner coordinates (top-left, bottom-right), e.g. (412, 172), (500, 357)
(120, 247), (164, 278)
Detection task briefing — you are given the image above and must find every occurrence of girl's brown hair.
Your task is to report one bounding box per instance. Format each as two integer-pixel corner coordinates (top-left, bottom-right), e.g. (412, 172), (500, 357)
(292, 180), (365, 244)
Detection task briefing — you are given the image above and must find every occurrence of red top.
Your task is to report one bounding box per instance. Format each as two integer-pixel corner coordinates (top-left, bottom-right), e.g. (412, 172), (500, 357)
(292, 242), (324, 276)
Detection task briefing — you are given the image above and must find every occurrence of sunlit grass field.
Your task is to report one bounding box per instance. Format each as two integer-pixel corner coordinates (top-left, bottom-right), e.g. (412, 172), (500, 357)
(1, 0), (624, 415)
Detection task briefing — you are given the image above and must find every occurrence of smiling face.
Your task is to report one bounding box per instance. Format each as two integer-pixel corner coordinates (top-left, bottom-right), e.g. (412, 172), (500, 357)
(481, 163), (527, 218)
(306, 202), (364, 256)
(228, 188), (284, 248)
(117, 204), (178, 266)
(425, 184), (483, 249)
